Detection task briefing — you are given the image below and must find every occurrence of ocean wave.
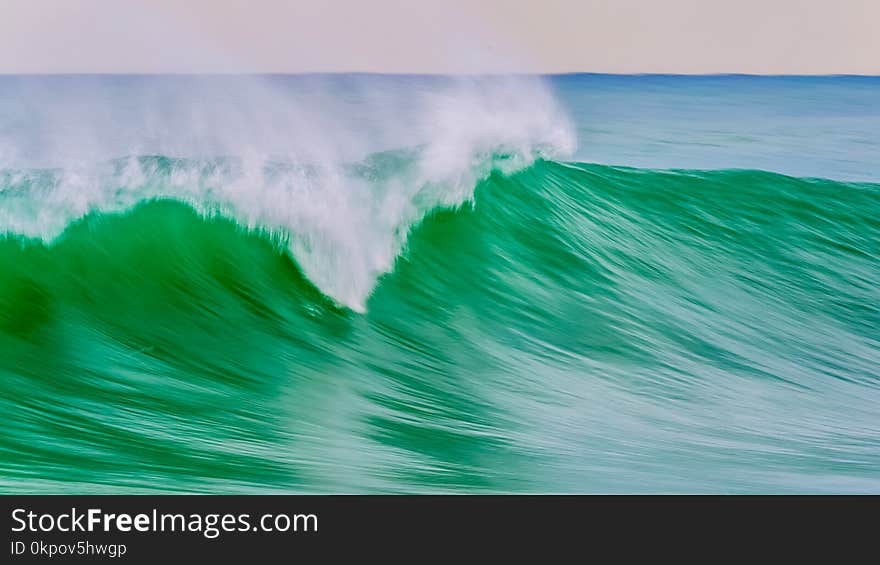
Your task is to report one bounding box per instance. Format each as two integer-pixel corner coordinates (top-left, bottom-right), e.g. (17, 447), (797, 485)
(2, 74), (880, 494)
(0, 76), (574, 311)
(1, 160), (879, 492)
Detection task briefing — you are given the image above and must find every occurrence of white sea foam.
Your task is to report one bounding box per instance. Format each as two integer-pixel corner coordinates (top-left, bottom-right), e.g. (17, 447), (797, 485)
(0, 75), (575, 310)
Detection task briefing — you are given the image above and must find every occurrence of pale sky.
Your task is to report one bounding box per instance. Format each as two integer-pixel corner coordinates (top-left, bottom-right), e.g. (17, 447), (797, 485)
(1, 0), (877, 74)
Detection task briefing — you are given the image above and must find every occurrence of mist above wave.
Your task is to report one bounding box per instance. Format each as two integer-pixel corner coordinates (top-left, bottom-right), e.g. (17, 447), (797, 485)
(0, 75), (575, 310)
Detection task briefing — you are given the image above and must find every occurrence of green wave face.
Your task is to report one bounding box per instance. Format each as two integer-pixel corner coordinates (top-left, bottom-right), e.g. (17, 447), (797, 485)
(2, 160), (878, 493)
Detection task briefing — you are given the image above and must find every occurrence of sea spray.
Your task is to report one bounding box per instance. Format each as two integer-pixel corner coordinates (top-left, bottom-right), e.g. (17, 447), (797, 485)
(0, 75), (574, 309)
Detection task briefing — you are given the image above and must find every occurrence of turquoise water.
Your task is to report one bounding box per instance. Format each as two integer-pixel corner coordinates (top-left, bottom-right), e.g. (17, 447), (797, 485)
(0, 75), (878, 492)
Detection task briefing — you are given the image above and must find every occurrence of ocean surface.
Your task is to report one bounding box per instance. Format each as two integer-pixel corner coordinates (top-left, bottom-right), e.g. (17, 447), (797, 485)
(0, 74), (877, 493)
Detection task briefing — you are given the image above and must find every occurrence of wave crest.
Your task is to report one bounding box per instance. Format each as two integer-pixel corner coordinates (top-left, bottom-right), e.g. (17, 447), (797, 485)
(0, 76), (575, 310)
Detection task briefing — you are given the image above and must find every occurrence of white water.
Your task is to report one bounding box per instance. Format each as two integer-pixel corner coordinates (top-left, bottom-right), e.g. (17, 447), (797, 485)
(0, 75), (575, 310)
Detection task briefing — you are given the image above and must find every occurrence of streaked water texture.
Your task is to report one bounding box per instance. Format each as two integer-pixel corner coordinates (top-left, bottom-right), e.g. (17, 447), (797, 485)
(1, 75), (878, 493)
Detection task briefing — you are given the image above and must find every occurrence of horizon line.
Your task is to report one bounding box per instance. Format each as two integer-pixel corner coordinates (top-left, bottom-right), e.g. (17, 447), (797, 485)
(1, 71), (878, 78)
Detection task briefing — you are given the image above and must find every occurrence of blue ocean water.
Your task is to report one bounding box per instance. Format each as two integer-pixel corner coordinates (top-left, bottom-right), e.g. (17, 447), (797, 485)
(554, 75), (879, 182)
